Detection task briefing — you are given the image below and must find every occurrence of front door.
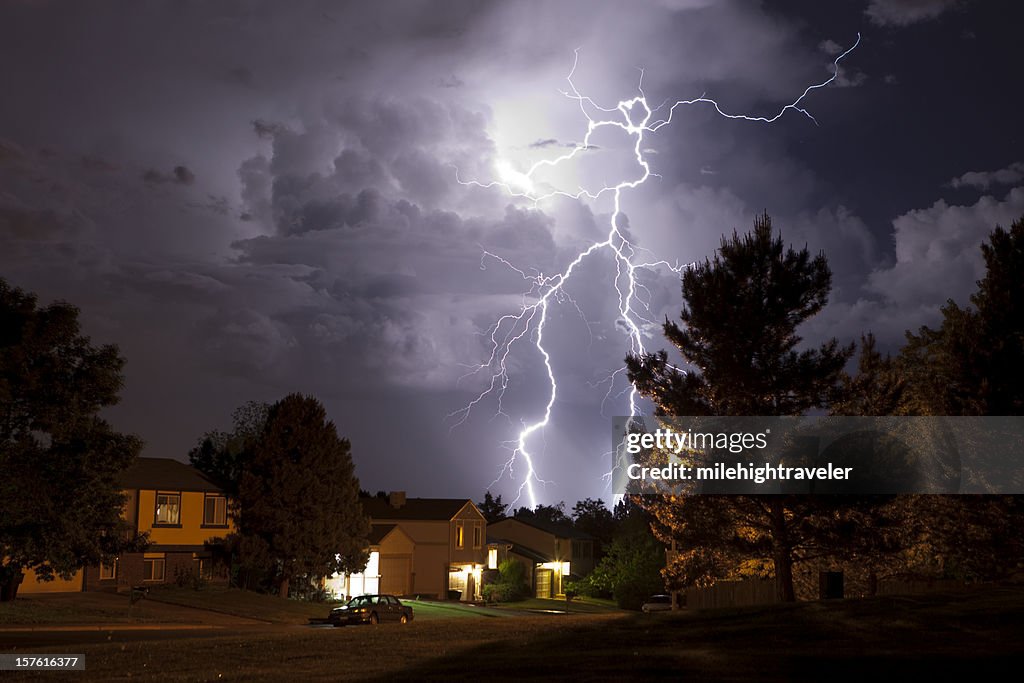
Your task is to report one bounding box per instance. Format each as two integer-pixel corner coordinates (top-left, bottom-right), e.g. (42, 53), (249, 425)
(535, 568), (552, 598)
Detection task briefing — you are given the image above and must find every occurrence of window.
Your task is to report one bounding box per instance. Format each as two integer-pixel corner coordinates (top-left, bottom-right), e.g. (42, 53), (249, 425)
(455, 522), (464, 549)
(154, 493), (180, 525)
(99, 560), (117, 580)
(203, 494), (227, 526)
(472, 522), (482, 549)
(143, 558), (165, 582)
(488, 547), (497, 570)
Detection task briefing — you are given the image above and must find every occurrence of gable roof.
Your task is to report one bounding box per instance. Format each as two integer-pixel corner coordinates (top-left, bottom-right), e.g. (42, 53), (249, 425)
(487, 537), (553, 564)
(119, 457), (223, 493)
(490, 516), (595, 541)
(368, 524), (398, 545)
(361, 497), (477, 522)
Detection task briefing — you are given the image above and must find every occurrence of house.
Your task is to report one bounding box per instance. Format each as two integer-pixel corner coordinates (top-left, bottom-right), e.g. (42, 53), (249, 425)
(487, 517), (596, 598)
(324, 523), (415, 598)
(324, 492), (487, 601)
(17, 457), (233, 594)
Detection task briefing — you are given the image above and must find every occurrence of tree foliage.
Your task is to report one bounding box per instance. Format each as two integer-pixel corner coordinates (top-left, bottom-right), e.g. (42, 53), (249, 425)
(514, 501), (571, 526)
(189, 400), (269, 497)
(880, 218), (1024, 581)
(0, 278), (142, 600)
(233, 393), (370, 598)
(576, 503), (665, 609)
(898, 216), (1024, 416)
(626, 213), (855, 601)
(571, 498), (615, 546)
(477, 491), (508, 524)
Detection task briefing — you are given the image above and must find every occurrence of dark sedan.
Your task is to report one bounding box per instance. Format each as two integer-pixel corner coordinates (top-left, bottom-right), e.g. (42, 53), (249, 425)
(328, 594), (414, 626)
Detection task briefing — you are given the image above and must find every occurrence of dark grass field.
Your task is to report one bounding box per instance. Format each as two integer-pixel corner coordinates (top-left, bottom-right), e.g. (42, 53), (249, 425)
(5, 586), (1024, 681)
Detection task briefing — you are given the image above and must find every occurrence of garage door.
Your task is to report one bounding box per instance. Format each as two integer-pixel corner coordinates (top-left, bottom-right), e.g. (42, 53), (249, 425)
(380, 556), (411, 596)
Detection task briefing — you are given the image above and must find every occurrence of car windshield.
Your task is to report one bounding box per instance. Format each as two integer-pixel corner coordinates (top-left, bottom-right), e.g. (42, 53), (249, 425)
(649, 595), (670, 603)
(348, 596), (376, 607)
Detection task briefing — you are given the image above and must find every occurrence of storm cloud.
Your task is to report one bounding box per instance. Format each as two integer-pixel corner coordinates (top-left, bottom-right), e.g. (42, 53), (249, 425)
(1, 1), (1020, 505)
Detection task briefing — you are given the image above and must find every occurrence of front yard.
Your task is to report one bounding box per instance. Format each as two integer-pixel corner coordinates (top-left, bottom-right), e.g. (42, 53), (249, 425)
(5, 585), (1020, 681)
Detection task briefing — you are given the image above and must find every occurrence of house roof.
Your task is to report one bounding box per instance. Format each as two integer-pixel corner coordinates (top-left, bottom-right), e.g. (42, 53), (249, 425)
(119, 457), (223, 493)
(491, 516), (596, 541)
(361, 497), (476, 521)
(487, 537), (553, 564)
(368, 524), (398, 545)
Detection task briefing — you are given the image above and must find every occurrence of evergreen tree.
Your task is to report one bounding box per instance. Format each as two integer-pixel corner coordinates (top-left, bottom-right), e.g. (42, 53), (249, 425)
(892, 217), (1024, 580)
(899, 216), (1024, 415)
(477, 491), (508, 523)
(234, 393), (370, 598)
(832, 333), (904, 417)
(626, 213), (854, 601)
(189, 400), (269, 497)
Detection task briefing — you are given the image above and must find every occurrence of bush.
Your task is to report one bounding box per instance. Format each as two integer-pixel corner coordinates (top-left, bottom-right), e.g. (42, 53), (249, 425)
(483, 559), (530, 603)
(173, 566), (207, 591)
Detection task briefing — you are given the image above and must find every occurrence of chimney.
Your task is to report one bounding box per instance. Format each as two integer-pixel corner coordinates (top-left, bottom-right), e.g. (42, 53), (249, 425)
(388, 491), (406, 509)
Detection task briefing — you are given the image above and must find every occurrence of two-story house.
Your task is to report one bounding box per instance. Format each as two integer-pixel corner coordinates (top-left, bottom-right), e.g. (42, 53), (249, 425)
(84, 457), (233, 591)
(487, 517), (596, 598)
(324, 492), (487, 601)
(18, 457), (233, 594)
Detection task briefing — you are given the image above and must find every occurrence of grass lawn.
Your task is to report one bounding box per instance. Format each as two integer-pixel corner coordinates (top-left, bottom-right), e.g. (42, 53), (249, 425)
(401, 599), (511, 620)
(8, 585), (1021, 680)
(145, 585), (340, 625)
(0, 592), (186, 626)
(488, 596), (625, 614)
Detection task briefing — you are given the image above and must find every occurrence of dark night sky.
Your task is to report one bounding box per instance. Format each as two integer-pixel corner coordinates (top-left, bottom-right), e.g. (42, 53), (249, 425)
(2, 0), (1022, 507)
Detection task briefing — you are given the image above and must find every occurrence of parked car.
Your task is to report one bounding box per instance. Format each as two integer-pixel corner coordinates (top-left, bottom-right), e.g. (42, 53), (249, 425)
(641, 594), (673, 613)
(328, 594), (414, 626)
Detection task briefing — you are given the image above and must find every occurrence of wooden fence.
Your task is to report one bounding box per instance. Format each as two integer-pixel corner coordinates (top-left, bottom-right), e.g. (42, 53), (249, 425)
(685, 579), (778, 609)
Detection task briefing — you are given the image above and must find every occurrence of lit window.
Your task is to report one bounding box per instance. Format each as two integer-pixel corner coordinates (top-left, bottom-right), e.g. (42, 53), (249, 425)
(155, 493), (180, 525)
(455, 523), (464, 549)
(143, 558), (165, 582)
(473, 523), (482, 549)
(99, 560), (118, 580)
(488, 547), (497, 570)
(203, 494), (227, 526)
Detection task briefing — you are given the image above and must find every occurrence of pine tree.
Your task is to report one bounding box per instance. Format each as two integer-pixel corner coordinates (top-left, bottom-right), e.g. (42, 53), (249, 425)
(626, 213), (854, 601)
(899, 216), (1024, 415)
(477, 491), (508, 523)
(235, 393), (370, 598)
(832, 333), (904, 417)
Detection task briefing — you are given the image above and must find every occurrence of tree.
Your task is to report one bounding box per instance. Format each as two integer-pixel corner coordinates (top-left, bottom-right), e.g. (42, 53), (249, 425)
(571, 498), (615, 546)
(899, 216), (1024, 415)
(626, 213), (854, 601)
(832, 334), (904, 417)
(513, 502), (571, 526)
(579, 502), (665, 609)
(189, 400), (269, 497)
(890, 217), (1024, 580)
(477, 491), (508, 523)
(0, 278), (143, 600)
(234, 393), (370, 598)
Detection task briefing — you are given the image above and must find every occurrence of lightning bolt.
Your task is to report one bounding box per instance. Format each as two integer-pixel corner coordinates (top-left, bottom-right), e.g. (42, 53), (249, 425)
(452, 34), (861, 508)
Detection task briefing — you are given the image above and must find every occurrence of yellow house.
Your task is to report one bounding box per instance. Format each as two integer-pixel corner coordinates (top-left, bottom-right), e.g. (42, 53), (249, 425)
(487, 517), (596, 598)
(17, 457), (234, 594)
(327, 492), (487, 600)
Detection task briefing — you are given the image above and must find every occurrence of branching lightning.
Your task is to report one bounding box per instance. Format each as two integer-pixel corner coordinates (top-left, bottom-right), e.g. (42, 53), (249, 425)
(451, 35), (861, 508)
